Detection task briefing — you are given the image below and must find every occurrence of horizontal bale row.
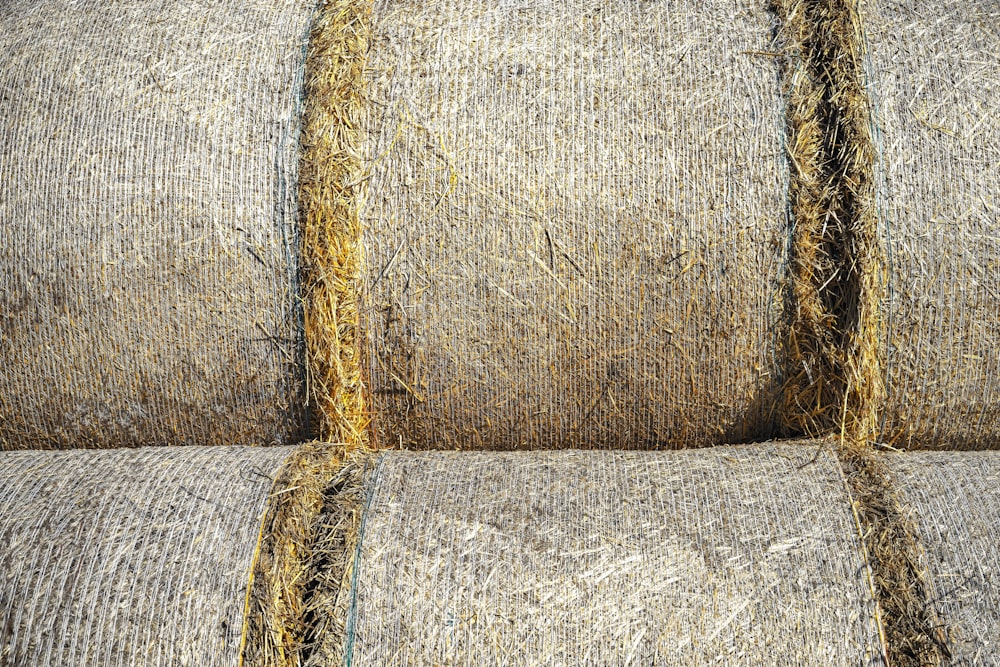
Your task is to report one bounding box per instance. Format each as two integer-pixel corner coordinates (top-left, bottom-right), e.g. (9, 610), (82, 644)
(0, 0), (997, 450)
(2, 442), (997, 665)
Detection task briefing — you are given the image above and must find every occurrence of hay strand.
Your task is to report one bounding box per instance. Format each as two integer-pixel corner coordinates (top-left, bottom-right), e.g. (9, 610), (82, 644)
(770, 0), (885, 443)
(299, 0), (372, 450)
(358, 0), (789, 449)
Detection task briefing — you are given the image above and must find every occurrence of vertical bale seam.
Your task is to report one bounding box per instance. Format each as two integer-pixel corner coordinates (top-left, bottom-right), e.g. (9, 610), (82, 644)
(299, 0), (372, 451)
(772, 0), (947, 664)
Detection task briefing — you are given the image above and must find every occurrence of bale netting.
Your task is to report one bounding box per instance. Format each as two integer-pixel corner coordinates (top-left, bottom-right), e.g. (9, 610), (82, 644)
(863, 0), (1000, 448)
(0, 0), (327, 449)
(359, 0), (790, 449)
(344, 443), (886, 664)
(888, 451), (1000, 664)
(0, 443), (368, 667)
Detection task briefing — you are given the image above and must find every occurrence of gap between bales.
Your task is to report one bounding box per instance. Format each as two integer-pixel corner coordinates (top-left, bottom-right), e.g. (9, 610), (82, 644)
(299, 0), (372, 451)
(773, 0), (947, 664)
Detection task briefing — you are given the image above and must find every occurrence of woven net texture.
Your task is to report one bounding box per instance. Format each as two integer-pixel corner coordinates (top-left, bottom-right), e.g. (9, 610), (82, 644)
(359, 0), (789, 450)
(345, 444), (884, 665)
(888, 451), (1000, 664)
(0, 445), (293, 666)
(0, 0), (316, 449)
(863, 0), (1000, 449)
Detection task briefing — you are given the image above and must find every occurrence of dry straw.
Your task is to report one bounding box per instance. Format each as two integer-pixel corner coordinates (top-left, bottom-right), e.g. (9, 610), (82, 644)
(242, 442), (371, 667)
(299, 0), (372, 449)
(359, 0), (789, 450)
(346, 444), (884, 664)
(771, 2), (949, 664)
(888, 452), (1000, 664)
(0, 0), (315, 449)
(0, 443), (369, 667)
(770, 0), (884, 443)
(0, 446), (290, 666)
(863, 0), (1000, 449)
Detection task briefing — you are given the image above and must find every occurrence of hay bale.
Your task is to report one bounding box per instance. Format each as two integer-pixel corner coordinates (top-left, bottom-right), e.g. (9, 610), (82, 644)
(345, 443), (885, 663)
(887, 452), (1000, 663)
(863, 0), (1000, 448)
(360, 0), (789, 449)
(0, 443), (364, 667)
(0, 446), (290, 665)
(0, 0), (318, 448)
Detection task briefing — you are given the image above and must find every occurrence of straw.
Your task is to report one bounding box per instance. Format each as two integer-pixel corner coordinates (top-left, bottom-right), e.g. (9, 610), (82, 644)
(0, 0), (316, 448)
(357, 0), (789, 449)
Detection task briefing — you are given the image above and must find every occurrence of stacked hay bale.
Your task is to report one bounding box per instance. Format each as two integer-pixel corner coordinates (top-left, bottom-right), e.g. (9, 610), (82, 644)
(863, 0), (1000, 448)
(888, 452), (1000, 663)
(0, 443), (366, 667)
(0, 0), (319, 448)
(359, 0), (789, 449)
(345, 443), (885, 664)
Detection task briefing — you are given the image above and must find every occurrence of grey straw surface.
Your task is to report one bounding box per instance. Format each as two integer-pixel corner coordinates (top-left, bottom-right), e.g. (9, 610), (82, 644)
(348, 444), (884, 665)
(0, 0), (317, 449)
(0, 445), (293, 666)
(359, 0), (788, 449)
(863, 0), (1000, 448)
(887, 452), (1000, 664)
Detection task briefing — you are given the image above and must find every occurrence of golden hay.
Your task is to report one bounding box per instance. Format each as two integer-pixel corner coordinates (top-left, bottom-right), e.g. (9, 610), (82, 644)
(771, 2), (946, 664)
(299, 0), (372, 452)
(241, 442), (370, 667)
(770, 0), (884, 444)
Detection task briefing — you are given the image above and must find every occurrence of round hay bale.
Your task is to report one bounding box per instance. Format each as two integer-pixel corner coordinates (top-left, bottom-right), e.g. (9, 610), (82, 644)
(344, 443), (884, 663)
(887, 451), (1000, 663)
(359, 0), (789, 449)
(863, 0), (1000, 448)
(0, 0), (319, 448)
(0, 443), (366, 667)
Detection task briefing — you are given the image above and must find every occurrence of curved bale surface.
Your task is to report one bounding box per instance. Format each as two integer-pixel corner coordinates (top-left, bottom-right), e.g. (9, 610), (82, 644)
(360, 0), (788, 449)
(0, 446), (292, 666)
(0, 0), (316, 448)
(345, 444), (885, 664)
(863, 0), (1000, 448)
(0, 443), (366, 667)
(888, 452), (1000, 663)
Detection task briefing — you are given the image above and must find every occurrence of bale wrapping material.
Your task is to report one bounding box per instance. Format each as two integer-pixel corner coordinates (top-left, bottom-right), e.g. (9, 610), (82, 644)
(360, 0), (789, 449)
(0, 446), (291, 665)
(863, 0), (1000, 448)
(0, 0), (317, 448)
(0, 444), (364, 667)
(345, 444), (885, 664)
(888, 452), (1000, 663)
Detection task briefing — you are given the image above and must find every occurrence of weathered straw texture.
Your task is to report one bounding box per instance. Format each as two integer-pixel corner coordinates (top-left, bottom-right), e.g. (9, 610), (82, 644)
(0, 445), (292, 666)
(243, 442), (371, 667)
(888, 452), (1000, 664)
(299, 0), (372, 447)
(863, 0), (1000, 448)
(346, 444), (885, 664)
(770, 0), (884, 442)
(838, 442), (949, 666)
(0, 0), (316, 448)
(360, 0), (789, 449)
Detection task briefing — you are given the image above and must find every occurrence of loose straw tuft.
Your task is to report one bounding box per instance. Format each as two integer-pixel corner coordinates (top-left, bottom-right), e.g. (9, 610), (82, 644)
(299, 0), (372, 451)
